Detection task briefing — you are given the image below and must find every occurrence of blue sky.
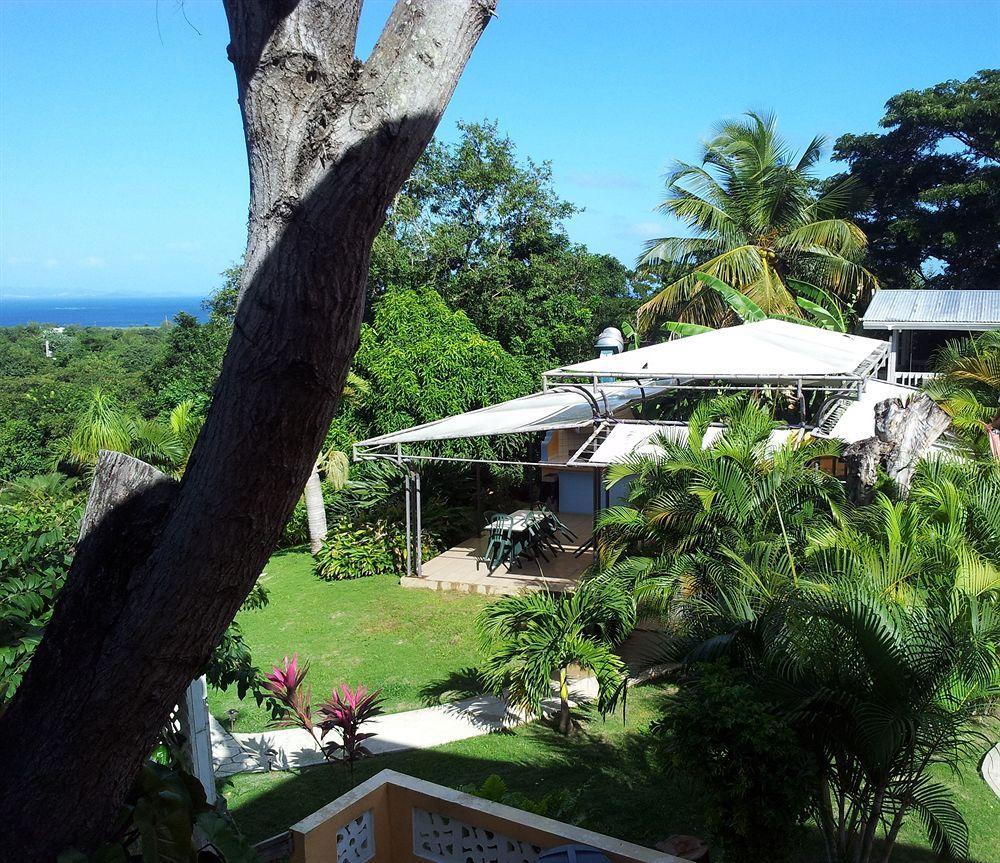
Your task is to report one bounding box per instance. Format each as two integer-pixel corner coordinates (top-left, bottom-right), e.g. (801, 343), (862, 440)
(1, 0), (997, 299)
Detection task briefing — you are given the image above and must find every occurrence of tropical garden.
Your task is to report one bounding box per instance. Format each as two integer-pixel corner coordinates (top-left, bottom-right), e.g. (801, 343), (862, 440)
(2, 69), (999, 863)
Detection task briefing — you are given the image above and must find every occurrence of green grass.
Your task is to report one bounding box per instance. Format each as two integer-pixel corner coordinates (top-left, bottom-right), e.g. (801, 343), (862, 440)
(214, 550), (999, 862)
(208, 550), (490, 732)
(221, 688), (1000, 863)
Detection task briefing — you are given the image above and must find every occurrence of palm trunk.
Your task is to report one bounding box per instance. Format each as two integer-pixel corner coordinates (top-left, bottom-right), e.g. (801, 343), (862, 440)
(304, 464), (328, 553)
(558, 668), (571, 735)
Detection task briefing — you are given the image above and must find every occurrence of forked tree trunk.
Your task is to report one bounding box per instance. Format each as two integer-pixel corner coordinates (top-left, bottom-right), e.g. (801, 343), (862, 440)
(844, 393), (951, 503)
(304, 463), (328, 552)
(0, 2), (497, 857)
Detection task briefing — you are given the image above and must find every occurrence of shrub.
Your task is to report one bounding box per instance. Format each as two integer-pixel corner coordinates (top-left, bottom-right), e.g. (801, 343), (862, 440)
(314, 523), (396, 580)
(313, 519), (438, 580)
(0, 490), (80, 700)
(652, 661), (819, 863)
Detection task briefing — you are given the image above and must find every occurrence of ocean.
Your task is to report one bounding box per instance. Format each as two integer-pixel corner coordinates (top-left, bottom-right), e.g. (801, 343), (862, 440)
(0, 294), (208, 328)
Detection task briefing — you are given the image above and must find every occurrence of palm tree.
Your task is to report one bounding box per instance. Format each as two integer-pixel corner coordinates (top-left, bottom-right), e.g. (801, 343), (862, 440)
(670, 580), (998, 863)
(662, 273), (850, 338)
(304, 371), (369, 553)
(638, 112), (876, 329)
(596, 397), (844, 610)
(649, 455), (1000, 863)
(476, 583), (634, 734)
(59, 389), (201, 476)
(926, 331), (1000, 459)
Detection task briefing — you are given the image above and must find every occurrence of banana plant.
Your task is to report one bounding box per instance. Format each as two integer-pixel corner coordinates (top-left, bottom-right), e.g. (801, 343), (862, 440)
(663, 273), (847, 338)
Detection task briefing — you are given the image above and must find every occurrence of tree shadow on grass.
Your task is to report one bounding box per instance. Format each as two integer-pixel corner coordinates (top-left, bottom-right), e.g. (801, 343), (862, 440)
(418, 666), (490, 706)
(221, 705), (994, 863)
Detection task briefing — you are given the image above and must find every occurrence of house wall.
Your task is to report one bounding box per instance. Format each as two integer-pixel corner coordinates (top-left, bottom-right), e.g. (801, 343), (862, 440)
(542, 428), (631, 515)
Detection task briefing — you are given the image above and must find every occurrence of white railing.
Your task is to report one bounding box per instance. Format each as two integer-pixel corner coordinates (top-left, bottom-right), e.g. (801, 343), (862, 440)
(289, 769), (683, 863)
(891, 370), (938, 388)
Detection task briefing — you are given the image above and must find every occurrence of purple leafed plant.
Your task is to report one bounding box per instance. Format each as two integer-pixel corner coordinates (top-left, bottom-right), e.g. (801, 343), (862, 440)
(317, 684), (386, 775)
(262, 656), (384, 772)
(263, 654), (315, 734)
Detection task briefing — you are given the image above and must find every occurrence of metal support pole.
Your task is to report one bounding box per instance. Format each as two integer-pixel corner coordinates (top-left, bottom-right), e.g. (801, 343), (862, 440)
(414, 470), (423, 577)
(403, 471), (412, 578)
(181, 677), (216, 805)
(475, 464), (482, 525)
(888, 330), (899, 383)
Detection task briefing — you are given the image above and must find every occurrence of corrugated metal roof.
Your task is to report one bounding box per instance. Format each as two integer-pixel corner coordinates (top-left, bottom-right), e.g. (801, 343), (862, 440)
(863, 290), (1000, 330)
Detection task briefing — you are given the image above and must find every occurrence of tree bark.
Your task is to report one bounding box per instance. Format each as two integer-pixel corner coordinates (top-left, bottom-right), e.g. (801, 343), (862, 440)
(0, 2), (497, 857)
(304, 463), (328, 553)
(843, 393), (951, 503)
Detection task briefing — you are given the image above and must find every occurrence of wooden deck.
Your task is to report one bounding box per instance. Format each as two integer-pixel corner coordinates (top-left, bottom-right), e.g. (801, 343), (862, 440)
(401, 512), (594, 596)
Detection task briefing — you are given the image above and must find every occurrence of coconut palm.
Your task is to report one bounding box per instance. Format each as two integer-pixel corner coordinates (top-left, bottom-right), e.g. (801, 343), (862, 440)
(638, 112), (876, 329)
(596, 396), (844, 611)
(477, 582), (634, 734)
(926, 331), (1000, 458)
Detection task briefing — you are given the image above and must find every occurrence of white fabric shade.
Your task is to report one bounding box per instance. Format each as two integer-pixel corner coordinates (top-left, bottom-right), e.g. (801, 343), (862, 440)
(546, 320), (887, 381)
(584, 423), (805, 466)
(356, 383), (665, 449)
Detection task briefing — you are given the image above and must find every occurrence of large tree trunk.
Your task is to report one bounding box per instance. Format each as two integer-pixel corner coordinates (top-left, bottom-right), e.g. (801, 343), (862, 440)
(304, 463), (328, 553)
(844, 393), (951, 503)
(0, 2), (497, 857)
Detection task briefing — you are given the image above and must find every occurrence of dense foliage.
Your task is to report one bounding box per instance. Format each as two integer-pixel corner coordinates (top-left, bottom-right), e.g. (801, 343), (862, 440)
(600, 402), (1000, 863)
(831, 70), (999, 290)
(372, 120), (648, 375)
(653, 662), (819, 863)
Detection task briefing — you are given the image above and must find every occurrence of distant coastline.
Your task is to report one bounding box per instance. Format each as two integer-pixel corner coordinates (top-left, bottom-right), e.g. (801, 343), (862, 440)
(0, 295), (208, 328)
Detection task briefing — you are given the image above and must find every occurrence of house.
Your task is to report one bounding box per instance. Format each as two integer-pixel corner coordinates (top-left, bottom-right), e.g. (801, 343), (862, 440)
(862, 289), (1000, 386)
(354, 319), (913, 594)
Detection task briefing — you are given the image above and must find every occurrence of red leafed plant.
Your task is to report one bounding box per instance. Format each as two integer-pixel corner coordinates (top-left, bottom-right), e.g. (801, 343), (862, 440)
(263, 654), (314, 734)
(263, 656), (383, 771)
(317, 684), (385, 775)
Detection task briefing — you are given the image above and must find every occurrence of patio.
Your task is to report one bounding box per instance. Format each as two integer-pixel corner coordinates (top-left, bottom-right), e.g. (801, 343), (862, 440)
(402, 511), (594, 595)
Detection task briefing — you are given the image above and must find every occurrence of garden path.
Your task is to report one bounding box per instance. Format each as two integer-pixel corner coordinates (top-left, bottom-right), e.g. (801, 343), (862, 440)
(211, 679), (602, 777)
(982, 740), (1000, 800)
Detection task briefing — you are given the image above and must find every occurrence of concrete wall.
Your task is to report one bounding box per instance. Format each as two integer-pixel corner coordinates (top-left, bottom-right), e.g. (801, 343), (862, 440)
(291, 769), (682, 863)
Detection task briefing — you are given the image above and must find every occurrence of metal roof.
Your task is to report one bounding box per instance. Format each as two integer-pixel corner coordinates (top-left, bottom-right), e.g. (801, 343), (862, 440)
(863, 290), (1000, 331)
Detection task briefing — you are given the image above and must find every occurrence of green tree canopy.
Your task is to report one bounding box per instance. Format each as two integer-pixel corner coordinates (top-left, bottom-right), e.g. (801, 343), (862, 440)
(351, 287), (533, 459)
(372, 120), (647, 374)
(831, 70), (999, 289)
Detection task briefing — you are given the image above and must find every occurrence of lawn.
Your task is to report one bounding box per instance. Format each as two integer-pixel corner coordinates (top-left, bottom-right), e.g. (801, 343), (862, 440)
(221, 688), (1000, 863)
(208, 550), (490, 732)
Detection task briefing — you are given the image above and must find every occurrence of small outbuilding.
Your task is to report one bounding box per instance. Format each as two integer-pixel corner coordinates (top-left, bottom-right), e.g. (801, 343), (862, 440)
(862, 289), (1000, 386)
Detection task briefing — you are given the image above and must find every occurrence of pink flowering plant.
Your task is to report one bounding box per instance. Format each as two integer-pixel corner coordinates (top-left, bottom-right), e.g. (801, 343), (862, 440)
(317, 684), (386, 774)
(263, 655), (384, 769)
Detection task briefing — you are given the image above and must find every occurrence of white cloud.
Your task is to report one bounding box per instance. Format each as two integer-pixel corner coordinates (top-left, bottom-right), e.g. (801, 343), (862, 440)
(4, 255), (34, 265)
(43, 258), (60, 269)
(80, 256), (107, 268)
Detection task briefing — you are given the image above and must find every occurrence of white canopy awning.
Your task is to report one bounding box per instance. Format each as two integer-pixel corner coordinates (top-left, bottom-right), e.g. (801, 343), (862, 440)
(545, 319), (887, 382)
(354, 382), (666, 451)
(579, 422), (806, 467)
